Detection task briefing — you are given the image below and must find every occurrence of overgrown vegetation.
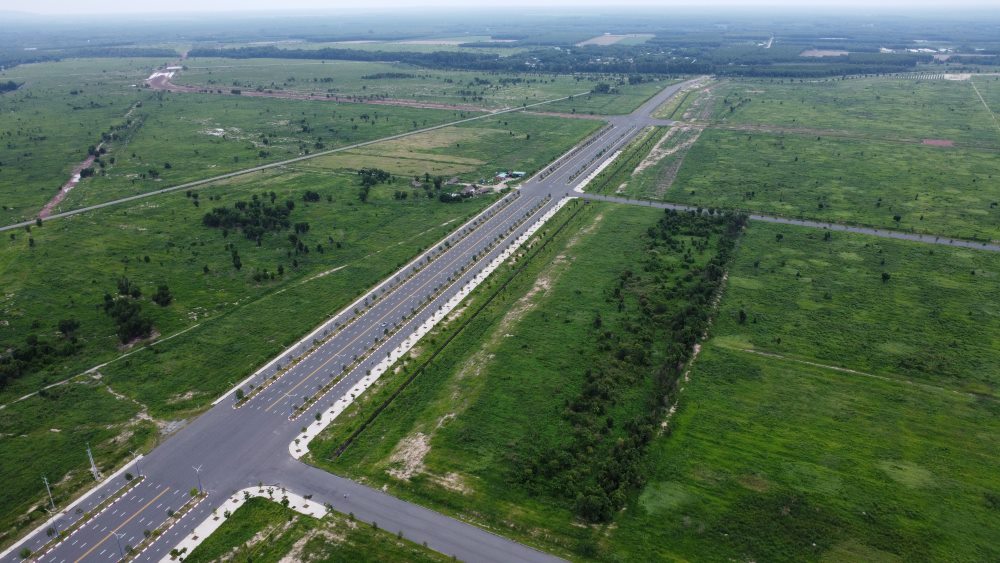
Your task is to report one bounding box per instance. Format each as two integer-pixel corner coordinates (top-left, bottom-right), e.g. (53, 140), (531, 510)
(184, 497), (447, 563)
(311, 203), (745, 556)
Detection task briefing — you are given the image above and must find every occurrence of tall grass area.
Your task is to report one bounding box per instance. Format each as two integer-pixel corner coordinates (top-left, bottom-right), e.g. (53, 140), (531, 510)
(175, 58), (656, 112)
(0, 58), (168, 223)
(0, 170), (490, 545)
(666, 129), (1000, 241)
(61, 95), (466, 211)
(609, 344), (1000, 562)
(712, 221), (1000, 396)
(604, 222), (1000, 562)
(310, 202), (744, 557)
(184, 497), (446, 563)
(299, 112), (602, 182)
(713, 77), (1000, 147)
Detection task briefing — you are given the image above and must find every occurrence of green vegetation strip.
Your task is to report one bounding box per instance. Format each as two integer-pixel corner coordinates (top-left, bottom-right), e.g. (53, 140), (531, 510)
(290, 195), (551, 420)
(183, 497), (446, 563)
(329, 199), (587, 458)
(586, 127), (666, 194)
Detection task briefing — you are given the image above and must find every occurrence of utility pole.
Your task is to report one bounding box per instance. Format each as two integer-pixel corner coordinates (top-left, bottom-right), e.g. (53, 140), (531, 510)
(86, 443), (101, 481)
(42, 476), (56, 512)
(193, 465), (204, 494)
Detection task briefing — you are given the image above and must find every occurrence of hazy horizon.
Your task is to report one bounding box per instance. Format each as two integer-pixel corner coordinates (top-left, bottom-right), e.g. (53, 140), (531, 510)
(7, 0), (1000, 16)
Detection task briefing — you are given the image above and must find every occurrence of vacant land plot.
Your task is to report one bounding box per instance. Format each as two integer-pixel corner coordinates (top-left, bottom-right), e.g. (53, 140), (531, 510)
(0, 58), (171, 223)
(713, 77), (1000, 146)
(174, 59), (625, 110)
(666, 128), (1000, 240)
(310, 202), (742, 557)
(609, 343), (1000, 562)
(185, 497), (446, 562)
(0, 170), (489, 544)
(716, 222), (1000, 395)
(301, 112), (601, 181)
(56, 95), (465, 212)
(604, 223), (1000, 561)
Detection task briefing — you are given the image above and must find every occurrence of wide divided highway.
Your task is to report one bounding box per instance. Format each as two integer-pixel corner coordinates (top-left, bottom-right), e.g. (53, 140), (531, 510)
(2, 79), (694, 563)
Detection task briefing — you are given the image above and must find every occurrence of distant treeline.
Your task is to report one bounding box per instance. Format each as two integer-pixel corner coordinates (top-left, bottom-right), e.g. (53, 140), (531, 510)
(0, 47), (177, 71)
(0, 80), (21, 93)
(187, 44), (932, 78)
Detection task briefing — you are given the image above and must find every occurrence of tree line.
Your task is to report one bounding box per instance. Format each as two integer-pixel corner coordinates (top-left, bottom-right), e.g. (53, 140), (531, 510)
(507, 209), (747, 524)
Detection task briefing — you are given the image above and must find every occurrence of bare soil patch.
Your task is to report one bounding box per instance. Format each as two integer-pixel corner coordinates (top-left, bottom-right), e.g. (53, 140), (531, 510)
(576, 34), (653, 47)
(799, 49), (849, 57)
(922, 138), (955, 147)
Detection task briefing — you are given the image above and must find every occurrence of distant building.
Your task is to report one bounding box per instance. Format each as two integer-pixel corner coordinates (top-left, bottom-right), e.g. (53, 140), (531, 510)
(511, 171), (526, 178)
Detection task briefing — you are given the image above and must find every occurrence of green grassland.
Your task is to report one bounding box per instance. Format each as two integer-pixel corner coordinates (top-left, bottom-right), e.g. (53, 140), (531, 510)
(310, 202), (739, 557)
(608, 344), (1000, 562)
(57, 95), (467, 212)
(298, 112), (602, 181)
(184, 497), (447, 563)
(664, 128), (1000, 240)
(712, 77), (1000, 147)
(0, 58), (171, 223)
(709, 221), (1000, 396)
(174, 59), (666, 113)
(1, 170), (488, 409)
(606, 222), (1000, 562)
(0, 170), (491, 546)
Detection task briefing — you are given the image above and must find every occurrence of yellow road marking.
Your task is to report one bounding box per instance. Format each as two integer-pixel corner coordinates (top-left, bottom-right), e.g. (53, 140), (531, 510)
(74, 487), (171, 563)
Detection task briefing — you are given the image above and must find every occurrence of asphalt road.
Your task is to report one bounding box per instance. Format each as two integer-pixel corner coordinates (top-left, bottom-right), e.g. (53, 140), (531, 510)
(2, 78), (696, 563)
(8, 74), (1000, 563)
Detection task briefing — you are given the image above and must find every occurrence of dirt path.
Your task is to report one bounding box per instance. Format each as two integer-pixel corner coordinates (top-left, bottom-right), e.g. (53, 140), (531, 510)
(146, 71), (493, 113)
(970, 79), (1000, 136)
(38, 150), (99, 219)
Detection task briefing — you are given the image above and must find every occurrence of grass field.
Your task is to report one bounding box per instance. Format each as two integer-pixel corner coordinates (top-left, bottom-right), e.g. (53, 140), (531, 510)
(605, 222), (1000, 562)
(177, 59), (594, 109)
(0, 170), (492, 546)
(299, 112), (602, 181)
(608, 343), (1000, 562)
(184, 497), (447, 562)
(663, 128), (1000, 240)
(708, 221), (1000, 396)
(309, 202), (740, 557)
(58, 95), (466, 212)
(713, 77), (1000, 147)
(0, 58), (171, 223)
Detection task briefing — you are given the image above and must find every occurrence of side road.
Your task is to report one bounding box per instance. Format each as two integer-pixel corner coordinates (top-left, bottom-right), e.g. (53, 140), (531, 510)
(579, 193), (1000, 252)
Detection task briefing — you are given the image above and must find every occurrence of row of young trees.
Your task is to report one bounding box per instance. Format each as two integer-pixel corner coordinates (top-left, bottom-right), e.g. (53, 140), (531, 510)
(507, 209), (747, 523)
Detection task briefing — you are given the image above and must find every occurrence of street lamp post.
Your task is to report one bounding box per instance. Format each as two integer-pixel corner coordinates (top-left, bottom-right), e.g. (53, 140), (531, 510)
(131, 451), (142, 478)
(112, 532), (126, 560)
(193, 465), (204, 494)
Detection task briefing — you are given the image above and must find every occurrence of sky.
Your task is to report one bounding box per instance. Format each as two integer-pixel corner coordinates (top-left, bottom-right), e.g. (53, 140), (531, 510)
(10, 0), (1000, 15)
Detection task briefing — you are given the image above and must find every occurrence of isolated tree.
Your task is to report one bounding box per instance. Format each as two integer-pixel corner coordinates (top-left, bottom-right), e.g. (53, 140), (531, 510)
(58, 318), (80, 337)
(738, 309), (748, 324)
(881, 272), (891, 283)
(152, 284), (173, 307)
